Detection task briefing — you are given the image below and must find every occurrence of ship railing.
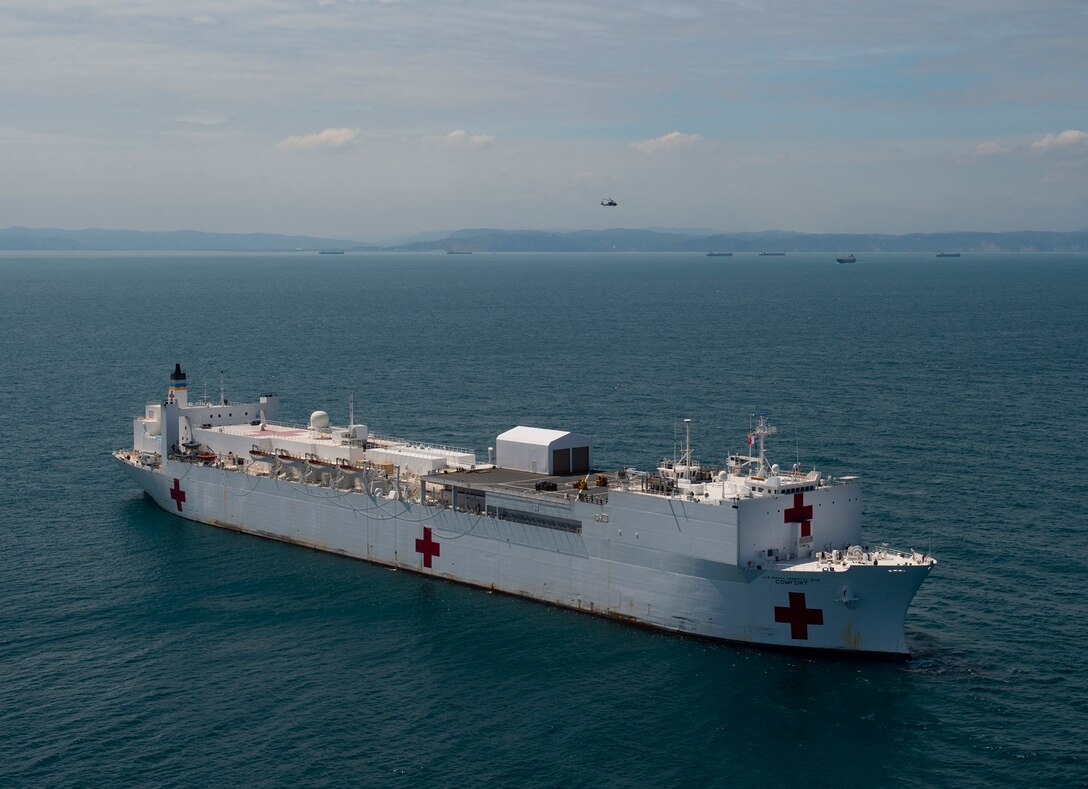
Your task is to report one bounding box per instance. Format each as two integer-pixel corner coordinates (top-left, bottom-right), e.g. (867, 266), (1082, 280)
(487, 481), (587, 504)
(816, 544), (934, 567)
(257, 419), (339, 433)
(249, 421), (473, 456)
(367, 432), (474, 456)
(255, 419), (305, 430)
(778, 469), (815, 481)
(870, 544), (927, 562)
(576, 491), (609, 505)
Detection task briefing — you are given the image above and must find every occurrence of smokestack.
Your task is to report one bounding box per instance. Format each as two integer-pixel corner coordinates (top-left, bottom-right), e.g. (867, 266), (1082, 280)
(168, 362), (188, 407)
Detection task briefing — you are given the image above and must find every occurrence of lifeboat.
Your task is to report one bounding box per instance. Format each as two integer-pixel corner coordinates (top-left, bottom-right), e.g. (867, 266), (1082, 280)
(306, 455), (337, 476)
(337, 461), (368, 479)
(274, 451), (306, 471)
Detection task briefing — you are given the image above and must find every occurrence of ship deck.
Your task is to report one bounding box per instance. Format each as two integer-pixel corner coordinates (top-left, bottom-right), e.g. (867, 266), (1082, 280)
(216, 422), (315, 439)
(421, 468), (622, 508)
(422, 466), (611, 492)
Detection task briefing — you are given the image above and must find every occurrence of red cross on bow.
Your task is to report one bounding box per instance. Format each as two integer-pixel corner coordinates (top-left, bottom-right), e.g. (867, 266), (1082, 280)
(774, 592), (824, 639)
(784, 492), (813, 538)
(415, 526), (440, 568)
(169, 478), (186, 512)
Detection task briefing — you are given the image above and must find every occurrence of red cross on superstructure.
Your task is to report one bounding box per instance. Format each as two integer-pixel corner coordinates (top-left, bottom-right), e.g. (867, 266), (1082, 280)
(169, 478), (186, 512)
(784, 492), (813, 538)
(415, 526), (441, 568)
(774, 592), (824, 640)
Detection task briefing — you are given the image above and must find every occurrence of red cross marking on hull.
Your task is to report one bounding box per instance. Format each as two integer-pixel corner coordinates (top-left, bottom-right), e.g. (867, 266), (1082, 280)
(784, 492), (814, 538)
(169, 478), (186, 512)
(415, 526), (440, 568)
(774, 592), (824, 639)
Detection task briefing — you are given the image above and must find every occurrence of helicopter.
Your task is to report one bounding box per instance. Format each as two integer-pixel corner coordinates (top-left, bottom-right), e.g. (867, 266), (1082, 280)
(600, 197), (618, 207)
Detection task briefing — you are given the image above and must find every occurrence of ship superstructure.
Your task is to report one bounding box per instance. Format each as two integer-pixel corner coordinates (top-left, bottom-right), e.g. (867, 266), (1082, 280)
(115, 364), (936, 657)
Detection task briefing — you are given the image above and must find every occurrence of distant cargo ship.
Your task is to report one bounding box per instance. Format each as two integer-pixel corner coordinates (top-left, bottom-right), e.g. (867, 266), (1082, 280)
(707, 252), (733, 257)
(318, 249), (345, 254)
(836, 254), (856, 264)
(759, 251), (786, 256)
(114, 364), (937, 658)
(446, 250), (473, 255)
(936, 252), (961, 258)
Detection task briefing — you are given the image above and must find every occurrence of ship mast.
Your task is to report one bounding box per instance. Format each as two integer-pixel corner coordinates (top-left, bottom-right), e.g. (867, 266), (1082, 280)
(683, 418), (692, 480)
(752, 413), (777, 475)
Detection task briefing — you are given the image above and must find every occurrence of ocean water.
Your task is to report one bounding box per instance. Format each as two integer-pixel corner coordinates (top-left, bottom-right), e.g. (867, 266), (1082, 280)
(1, 251), (1086, 787)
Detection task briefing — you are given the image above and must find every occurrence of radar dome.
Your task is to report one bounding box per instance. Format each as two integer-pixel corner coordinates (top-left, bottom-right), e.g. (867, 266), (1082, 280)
(309, 410), (330, 430)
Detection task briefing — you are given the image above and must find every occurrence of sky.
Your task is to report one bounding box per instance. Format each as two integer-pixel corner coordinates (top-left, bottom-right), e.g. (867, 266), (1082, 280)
(1, 0), (1086, 242)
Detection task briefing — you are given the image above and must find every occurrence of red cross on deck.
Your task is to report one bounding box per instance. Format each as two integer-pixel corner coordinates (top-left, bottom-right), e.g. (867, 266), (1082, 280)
(784, 492), (813, 538)
(415, 526), (441, 568)
(169, 478), (186, 512)
(774, 592), (824, 639)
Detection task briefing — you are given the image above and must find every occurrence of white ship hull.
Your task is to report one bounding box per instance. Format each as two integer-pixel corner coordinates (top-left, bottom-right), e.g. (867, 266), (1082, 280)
(116, 452), (932, 657)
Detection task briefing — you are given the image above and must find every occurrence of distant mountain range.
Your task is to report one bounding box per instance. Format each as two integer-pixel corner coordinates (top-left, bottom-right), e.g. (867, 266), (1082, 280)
(397, 228), (1088, 253)
(0, 226), (368, 252)
(2, 225), (1086, 253)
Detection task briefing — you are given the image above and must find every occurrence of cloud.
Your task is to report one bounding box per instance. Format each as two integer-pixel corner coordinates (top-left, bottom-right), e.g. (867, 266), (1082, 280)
(973, 141), (1007, 157)
(630, 131), (702, 154)
(316, 0), (402, 5)
(1031, 130), (1087, 151)
(171, 112), (227, 126)
(276, 127), (359, 152)
(424, 129), (495, 146)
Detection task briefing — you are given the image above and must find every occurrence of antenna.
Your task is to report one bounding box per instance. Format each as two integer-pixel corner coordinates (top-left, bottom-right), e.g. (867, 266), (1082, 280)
(750, 412), (777, 475)
(684, 418), (692, 479)
(349, 391), (355, 427)
(219, 370), (225, 404)
(672, 420), (678, 468)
